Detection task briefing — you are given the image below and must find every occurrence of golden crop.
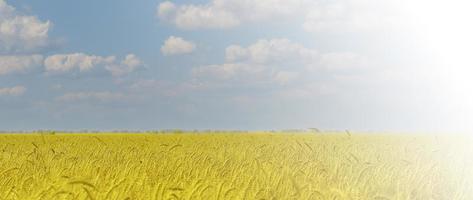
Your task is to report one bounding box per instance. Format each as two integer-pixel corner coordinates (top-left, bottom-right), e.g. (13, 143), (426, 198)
(0, 132), (472, 199)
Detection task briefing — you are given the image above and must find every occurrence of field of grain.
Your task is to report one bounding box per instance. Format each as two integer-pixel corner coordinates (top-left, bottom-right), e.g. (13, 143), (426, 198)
(0, 132), (472, 199)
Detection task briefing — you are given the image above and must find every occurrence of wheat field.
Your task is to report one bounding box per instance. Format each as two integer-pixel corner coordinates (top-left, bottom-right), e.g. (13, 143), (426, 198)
(0, 132), (472, 199)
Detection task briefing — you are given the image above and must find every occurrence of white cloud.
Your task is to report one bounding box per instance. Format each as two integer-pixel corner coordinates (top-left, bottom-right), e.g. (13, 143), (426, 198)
(157, 0), (309, 29)
(0, 85), (26, 96)
(193, 38), (363, 83)
(303, 0), (405, 33)
(0, 54), (43, 75)
(105, 54), (143, 76)
(192, 38), (311, 82)
(192, 63), (266, 81)
(44, 53), (143, 76)
(0, 0), (14, 16)
(44, 53), (114, 73)
(227, 39), (319, 65)
(157, 1), (239, 29)
(161, 36), (196, 56)
(157, 1), (177, 21)
(56, 91), (125, 102)
(272, 71), (300, 85)
(156, 0), (406, 33)
(219, 0), (309, 21)
(225, 45), (248, 62)
(0, 0), (51, 53)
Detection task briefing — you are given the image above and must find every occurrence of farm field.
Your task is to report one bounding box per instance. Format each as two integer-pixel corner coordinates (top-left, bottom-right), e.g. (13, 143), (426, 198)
(0, 132), (472, 200)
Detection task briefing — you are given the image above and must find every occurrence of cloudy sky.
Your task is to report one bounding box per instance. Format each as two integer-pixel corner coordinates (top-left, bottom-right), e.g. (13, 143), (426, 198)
(1, 0), (472, 132)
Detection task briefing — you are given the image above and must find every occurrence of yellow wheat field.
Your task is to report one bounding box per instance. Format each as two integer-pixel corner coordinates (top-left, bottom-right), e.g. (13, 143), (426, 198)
(0, 132), (472, 199)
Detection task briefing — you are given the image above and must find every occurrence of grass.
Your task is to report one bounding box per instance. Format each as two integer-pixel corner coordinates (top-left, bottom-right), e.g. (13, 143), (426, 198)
(0, 132), (472, 199)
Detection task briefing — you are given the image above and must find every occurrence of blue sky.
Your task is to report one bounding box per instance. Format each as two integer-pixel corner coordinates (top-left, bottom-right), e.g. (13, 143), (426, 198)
(1, 0), (473, 132)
